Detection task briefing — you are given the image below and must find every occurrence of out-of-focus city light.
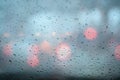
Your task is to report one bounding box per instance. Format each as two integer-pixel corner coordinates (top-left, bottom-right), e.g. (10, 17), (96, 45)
(35, 32), (41, 37)
(78, 9), (102, 26)
(108, 8), (120, 31)
(40, 40), (51, 53)
(56, 43), (71, 61)
(27, 55), (39, 67)
(52, 32), (56, 37)
(114, 45), (120, 60)
(3, 44), (13, 56)
(84, 27), (97, 40)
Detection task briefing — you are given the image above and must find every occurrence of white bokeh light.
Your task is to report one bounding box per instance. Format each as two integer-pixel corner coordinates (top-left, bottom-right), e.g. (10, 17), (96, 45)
(78, 8), (102, 27)
(108, 8), (120, 33)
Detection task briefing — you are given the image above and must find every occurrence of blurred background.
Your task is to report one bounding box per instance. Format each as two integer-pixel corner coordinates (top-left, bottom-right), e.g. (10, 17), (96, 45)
(0, 0), (120, 79)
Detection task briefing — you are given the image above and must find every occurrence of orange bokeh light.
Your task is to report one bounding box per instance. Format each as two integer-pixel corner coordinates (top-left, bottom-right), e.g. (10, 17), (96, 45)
(84, 27), (97, 40)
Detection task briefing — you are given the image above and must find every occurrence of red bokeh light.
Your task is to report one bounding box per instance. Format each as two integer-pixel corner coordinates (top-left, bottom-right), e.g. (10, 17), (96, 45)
(84, 27), (97, 40)
(56, 43), (71, 61)
(115, 45), (120, 60)
(3, 44), (12, 56)
(27, 55), (39, 67)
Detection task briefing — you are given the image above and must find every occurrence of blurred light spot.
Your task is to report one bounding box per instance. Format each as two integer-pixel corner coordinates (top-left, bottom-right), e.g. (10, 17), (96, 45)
(35, 32), (40, 37)
(79, 9), (102, 26)
(40, 40), (51, 53)
(28, 44), (40, 55)
(56, 43), (71, 61)
(108, 8), (120, 28)
(52, 32), (56, 36)
(27, 55), (39, 67)
(84, 27), (97, 40)
(3, 44), (12, 56)
(3, 33), (10, 37)
(115, 45), (120, 60)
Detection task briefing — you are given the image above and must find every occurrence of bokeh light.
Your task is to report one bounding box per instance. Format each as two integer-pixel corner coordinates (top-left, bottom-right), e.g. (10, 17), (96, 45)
(3, 44), (13, 56)
(84, 27), (97, 40)
(114, 44), (120, 60)
(35, 32), (41, 37)
(52, 32), (56, 37)
(27, 55), (39, 67)
(40, 40), (51, 53)
(56, 43), (71, 61)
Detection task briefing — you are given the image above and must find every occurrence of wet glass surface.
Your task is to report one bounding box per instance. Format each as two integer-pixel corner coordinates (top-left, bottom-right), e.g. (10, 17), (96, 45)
(0, 0), (120, 80)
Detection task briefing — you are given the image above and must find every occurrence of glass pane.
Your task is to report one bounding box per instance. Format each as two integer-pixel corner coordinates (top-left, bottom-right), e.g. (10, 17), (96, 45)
(0, 0), (120, 80)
